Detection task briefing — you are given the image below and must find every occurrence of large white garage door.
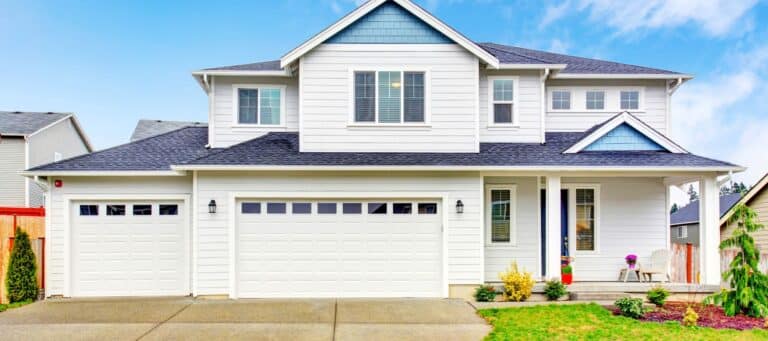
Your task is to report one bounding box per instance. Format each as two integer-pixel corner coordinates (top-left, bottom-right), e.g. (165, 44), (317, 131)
(71, 200), (189, 297)
(236, 199), (443, 298)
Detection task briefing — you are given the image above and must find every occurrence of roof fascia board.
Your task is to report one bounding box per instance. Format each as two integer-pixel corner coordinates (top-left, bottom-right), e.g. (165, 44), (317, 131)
(279, 0), (499, 69)
(720, 173), (768, 225)
(553, 73), (694, 80)
(27, 114), (94, 152)
(170, 164), (743, 172)
(192, 70), (292, 77)
(492, 64), (567, 70)
(564, 112), (688, 154)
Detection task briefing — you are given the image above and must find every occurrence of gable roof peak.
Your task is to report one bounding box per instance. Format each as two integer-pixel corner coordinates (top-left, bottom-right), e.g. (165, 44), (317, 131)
(564, 111), (688, 154)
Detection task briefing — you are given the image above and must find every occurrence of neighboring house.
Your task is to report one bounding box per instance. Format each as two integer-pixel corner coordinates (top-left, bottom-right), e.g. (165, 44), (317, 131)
(0, 111), (92, 207)
(24, 0), (741, 299)
(130, 119), (207, 142)
(721, 174), (768, 251)
(670, 193), (741, 246)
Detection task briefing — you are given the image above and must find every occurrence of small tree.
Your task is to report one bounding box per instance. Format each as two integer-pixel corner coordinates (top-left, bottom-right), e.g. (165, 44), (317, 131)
(687, 184), (699, 203)
(705, 204), (768, 317)
(5, 228), (38, 303)
(670, 203), (679, 214)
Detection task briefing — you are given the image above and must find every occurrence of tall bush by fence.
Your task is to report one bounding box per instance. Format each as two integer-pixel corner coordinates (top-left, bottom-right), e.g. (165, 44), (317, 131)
(0, 208), (45, 304)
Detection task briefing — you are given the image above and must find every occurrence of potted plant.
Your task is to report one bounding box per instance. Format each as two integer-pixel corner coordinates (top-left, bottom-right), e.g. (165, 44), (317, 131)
(625, 254), (638, 269)
(561, 264), (573, 285)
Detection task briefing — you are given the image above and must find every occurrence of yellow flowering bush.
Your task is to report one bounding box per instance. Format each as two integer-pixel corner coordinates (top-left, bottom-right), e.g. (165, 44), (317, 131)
(499, 261), (534, 302)
(682, 307), (699, 327)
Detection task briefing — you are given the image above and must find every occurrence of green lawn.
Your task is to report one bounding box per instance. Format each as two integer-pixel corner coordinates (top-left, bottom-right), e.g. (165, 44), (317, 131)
(478, 303), (768, 341)
(0, 300), (33, 313)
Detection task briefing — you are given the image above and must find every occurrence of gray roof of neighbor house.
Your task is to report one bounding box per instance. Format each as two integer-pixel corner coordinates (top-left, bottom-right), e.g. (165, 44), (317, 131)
(670, 193), (742, 226)
(0, 111), (71, 136)
(203, 60), (283, 72)
(131, 119), (208, 142)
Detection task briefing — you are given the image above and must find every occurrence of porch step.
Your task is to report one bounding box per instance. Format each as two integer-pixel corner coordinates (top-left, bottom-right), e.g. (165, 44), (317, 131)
(569, 291), (632, 301)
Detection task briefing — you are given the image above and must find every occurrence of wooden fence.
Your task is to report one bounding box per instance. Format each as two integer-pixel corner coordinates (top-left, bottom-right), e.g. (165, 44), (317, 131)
(671, 243), (768, 285)
(0, 207), (45, 304)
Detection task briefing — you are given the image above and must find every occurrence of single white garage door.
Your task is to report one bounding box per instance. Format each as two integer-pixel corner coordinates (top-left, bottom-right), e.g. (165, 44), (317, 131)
(71, 201), (189, 297)
(236, 199), (443, 298)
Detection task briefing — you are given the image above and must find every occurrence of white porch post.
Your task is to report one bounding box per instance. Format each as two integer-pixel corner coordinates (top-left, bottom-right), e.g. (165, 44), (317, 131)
(699, 175), (721, 285)
(546, 175), (562, 280)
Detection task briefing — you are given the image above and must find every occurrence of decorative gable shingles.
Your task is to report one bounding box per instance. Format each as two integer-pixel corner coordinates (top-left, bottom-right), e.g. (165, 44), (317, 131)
(584, 123), (666, 152)
(326, 2), (452, 44)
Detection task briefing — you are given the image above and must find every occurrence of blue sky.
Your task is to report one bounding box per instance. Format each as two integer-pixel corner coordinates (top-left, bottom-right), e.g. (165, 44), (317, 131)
(1, 0), (766, 195)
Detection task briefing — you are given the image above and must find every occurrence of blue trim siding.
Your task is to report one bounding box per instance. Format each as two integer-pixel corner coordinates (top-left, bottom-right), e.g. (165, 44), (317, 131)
(326, 2), (453, 44)
(584, 123), (667, 151)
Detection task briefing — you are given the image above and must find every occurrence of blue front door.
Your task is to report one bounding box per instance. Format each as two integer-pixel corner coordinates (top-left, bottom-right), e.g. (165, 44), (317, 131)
(560, 189), (569, 258)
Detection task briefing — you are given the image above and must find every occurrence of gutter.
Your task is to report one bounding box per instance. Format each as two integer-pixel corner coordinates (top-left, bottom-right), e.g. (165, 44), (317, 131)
(170, 164), (746, 172)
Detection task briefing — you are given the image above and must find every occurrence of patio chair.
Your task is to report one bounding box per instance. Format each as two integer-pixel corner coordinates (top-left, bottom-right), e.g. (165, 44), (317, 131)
(639, 249), (671, 282)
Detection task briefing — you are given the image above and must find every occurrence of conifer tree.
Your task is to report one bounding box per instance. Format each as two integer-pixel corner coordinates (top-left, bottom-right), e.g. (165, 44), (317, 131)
(5, 228), (38, 303)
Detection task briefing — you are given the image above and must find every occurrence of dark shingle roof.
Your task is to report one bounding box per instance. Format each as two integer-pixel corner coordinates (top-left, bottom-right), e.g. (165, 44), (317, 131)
(0, 111), (70, 135)
(131, 119), (207, 142)
(182, 132), (736, 168)
(203, 60), (282, 71)
(478, 43), (682, 74)
(29, 127), (210, 171)
(670, 193), (742, 226)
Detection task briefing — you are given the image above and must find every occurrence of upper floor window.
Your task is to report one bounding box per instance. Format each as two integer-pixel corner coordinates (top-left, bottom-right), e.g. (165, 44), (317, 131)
(620, 90), (639, 110)
(234, 85), (285, 126)
(353, 71), (426, 124)
(489, 77), (518, 125)
(552, 90), (571, 110)
(586, 91), (605, 110)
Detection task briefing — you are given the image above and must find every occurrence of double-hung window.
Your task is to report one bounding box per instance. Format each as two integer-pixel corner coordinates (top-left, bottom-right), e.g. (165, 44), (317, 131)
(235, 85), (284, 125)
(489, 78), (517, 125)
(586, 91), (605, 110)
(620, 90), (640, 110)
(353, 71), (426, 124)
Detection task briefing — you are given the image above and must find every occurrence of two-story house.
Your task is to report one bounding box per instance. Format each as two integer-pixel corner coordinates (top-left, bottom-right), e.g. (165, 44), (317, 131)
(25, 0), (741, 299)
(0, 111), (91, 207)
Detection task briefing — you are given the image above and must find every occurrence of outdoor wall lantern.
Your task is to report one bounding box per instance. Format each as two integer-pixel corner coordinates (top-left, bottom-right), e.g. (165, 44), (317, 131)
(208, 200), (217, 214)
(456, 200), (464, 214)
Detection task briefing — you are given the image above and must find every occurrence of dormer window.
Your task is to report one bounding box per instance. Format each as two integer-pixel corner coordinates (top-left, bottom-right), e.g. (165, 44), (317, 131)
(233, 85), (286, 126)
(352, 70), (427, 124)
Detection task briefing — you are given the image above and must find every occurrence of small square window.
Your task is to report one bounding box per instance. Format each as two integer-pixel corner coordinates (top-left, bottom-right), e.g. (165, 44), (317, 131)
(318, 203), (337, 214)
(242, 202), (261, 214)
(418, 203), (438, 214)
(159, 205), (178, 216)
(552, 90), (571, 110)
(106, 205), (126, 216)
(267, 202), (286, 214)
(586, 91), (605, 110)
(620, 91), (639, 110)
(133, 205), (152, 216)
(343, 203), (362, 214)
(292, 203), (312, 214)
(393, 203), (412, 214)
(79, 205), (99, 216)
(368, 203), (387, 214)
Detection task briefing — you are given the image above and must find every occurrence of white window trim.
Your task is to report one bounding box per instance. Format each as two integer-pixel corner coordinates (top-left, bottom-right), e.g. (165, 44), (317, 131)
(548, 88), (573, 112)
(231, 84), (287, 128)
(618, 87), (645, 112)
(677, 226), (688, 239)
(563, 184), (601, 255)
(485, 184), (518, 246)
(348, 68), (431, 126)
(584, 89), (607, 111)
(487, 76), (520, 127)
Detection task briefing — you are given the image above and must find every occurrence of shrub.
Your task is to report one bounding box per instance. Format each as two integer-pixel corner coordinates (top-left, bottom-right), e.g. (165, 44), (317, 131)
(705, 204), (768, 317)
(615, 297), (645, 319)
(544, 280), (568, 301)
(682, 306), (699, 327)
(647, 287), (670, 307)
(499, 262), (534, 302)
(474, 285), (498, 302)
(5, 228), (38, 303)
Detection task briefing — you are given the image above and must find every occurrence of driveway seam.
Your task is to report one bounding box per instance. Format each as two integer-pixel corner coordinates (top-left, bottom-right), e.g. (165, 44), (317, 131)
(134, 300), (194, 341)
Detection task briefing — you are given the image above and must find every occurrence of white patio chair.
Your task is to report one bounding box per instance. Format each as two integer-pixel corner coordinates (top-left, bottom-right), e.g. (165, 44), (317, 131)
(639, 249), (671, 282)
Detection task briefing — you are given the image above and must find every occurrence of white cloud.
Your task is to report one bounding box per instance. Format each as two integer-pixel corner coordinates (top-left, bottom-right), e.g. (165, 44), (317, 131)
(540, 0), (758, 36)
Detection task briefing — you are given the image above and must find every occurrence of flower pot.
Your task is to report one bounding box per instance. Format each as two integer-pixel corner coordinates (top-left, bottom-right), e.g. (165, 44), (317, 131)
(562, 273), (573, 285)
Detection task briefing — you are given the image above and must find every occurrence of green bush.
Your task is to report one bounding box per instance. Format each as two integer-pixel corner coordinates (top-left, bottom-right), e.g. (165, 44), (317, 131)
(5, 228), (38, 303)
(647, 287), (670, 307)
(615, 297), (645, 319)
(543, 280), (568, 301)
(474, 285), (498, 302)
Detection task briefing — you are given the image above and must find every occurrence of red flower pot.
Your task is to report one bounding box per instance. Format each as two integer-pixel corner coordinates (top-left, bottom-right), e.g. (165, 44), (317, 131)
(562, 273), (573, 285)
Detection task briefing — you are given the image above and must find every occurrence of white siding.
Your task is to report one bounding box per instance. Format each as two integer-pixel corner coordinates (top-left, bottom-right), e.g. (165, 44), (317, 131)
(46, 176), (192, 297)
(545, 79), (668, 134)
(210, 76), (299, 148)
(300, 44), (479, 152)
(483, 177), (540, 281)
(0, 137), (25, 206)
(27, 118), (90, 207)
(479, 70), (542, 143)
(196, 171), (484, 295)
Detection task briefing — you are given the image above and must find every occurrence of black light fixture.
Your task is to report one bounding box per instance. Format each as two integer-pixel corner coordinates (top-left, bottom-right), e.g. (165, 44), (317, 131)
(456, 200), (464, 214)
(208, 200), (217, 214)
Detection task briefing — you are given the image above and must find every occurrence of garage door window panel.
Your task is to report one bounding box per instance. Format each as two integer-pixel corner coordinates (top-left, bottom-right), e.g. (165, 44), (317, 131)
(267, 202), (286, 214)
(133, 205), (152, 216)
(318, 203), (337, 214)
(159, 204), (178, 216)
(368, 203), (387, 214)
(106, 205), (126, 216)
(418, 203), (438, 214)
(242, 202), (261, 214)
(393, 203), (413, 214)
(292, 203), (312, 214)
(79, 205), (99, 216)
(343, 203), (362, 214)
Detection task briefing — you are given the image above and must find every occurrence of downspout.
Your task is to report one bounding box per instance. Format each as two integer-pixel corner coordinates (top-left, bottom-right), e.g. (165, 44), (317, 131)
(540, 68), (550, 144)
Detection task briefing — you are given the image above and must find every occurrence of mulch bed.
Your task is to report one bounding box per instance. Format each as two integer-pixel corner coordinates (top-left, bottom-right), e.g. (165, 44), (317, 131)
(617, 301), (766, 330)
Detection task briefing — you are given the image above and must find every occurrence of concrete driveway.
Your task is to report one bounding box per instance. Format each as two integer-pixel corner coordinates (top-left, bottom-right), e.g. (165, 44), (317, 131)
(0, 297), (490, 340)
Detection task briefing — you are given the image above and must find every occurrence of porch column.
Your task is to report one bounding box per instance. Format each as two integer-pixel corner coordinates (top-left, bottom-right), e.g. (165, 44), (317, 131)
(546, 175), (562, 280)
(699, 175), (721, 285)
